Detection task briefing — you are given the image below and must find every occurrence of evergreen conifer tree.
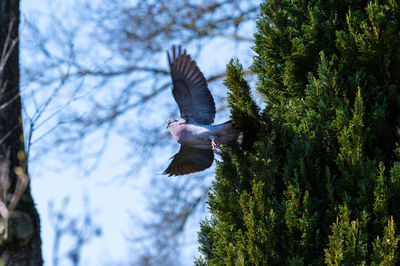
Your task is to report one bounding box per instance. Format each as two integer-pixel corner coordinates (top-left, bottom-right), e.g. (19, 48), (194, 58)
(197, 0), (400, 264)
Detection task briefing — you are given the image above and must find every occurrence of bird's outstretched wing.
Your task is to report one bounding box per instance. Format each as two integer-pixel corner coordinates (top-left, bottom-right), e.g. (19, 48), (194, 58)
(163, 145), (214, 176)
(167, 45), (216, 125)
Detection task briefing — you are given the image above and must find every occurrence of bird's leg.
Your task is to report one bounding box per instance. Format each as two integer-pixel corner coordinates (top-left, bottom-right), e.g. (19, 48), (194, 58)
(210, 136), (218, 150)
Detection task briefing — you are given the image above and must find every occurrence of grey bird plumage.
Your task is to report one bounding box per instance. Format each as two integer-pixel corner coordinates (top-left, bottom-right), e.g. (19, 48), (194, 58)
(163, 46), (239, 176)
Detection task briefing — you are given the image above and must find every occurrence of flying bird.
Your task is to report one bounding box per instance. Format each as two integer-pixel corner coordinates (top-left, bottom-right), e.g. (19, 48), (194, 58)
(163, 46), (240, 176)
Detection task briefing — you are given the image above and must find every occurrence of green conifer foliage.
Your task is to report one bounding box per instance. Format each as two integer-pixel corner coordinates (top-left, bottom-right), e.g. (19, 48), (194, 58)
(197, 0), (400, 264)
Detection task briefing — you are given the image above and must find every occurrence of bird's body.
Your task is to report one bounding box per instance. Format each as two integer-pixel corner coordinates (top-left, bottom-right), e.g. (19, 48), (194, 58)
(169, 120), (238, 150)
(163, 46), (240, 176)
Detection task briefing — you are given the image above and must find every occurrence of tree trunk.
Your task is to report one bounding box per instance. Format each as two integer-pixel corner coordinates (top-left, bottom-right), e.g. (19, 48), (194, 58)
(0, 0), (42, 265)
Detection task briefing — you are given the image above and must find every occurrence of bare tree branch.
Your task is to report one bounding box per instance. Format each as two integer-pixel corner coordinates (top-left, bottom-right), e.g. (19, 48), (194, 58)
(49, 195), (102, 266)
(21, 0), (260, 264)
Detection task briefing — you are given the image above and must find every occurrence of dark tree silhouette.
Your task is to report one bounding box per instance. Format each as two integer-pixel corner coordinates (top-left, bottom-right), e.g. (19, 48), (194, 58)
(0, 0), (42, 264)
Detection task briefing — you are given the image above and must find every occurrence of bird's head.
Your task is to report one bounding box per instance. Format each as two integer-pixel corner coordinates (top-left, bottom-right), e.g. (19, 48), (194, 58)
(166, 118), (178, 129)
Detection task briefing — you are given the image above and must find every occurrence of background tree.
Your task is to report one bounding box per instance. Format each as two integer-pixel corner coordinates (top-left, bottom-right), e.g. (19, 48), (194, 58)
(197, 0), (400, 264)
(21, 0), (260, 264)
(49, 195), (101, 266)
(0, 0), (42, 264)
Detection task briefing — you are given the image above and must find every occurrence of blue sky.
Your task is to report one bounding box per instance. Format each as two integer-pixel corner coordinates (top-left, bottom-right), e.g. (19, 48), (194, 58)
(20, 0), (257, 265)
(21, 1), (150, 264)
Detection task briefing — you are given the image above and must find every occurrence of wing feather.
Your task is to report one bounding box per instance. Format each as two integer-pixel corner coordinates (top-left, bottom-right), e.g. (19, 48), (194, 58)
(167, 45), (216, 124)
(163, 146), (214, 176)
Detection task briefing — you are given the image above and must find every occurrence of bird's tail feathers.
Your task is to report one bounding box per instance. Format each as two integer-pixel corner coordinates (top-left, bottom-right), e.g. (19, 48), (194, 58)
(236, 132), (244, 145)
(218, 120), (243, 145)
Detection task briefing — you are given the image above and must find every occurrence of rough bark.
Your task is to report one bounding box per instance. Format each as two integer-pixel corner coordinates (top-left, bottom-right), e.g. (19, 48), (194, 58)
(0, 0), (42, 265)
